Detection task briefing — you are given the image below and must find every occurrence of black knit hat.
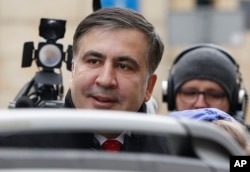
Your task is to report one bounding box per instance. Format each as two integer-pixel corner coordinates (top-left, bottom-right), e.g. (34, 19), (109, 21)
(173, 47), (238, 102)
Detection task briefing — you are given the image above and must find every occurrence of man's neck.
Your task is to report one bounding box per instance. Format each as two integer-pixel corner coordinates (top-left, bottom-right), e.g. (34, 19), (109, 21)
(99, 133), (121, 139)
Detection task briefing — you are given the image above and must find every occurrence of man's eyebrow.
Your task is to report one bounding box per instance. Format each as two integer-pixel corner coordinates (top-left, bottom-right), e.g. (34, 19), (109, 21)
(83, 50), (106, 59)
(117, 56), (140, 68)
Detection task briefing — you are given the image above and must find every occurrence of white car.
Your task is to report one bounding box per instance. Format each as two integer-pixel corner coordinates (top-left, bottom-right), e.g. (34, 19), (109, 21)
(0, 109), (245, 172)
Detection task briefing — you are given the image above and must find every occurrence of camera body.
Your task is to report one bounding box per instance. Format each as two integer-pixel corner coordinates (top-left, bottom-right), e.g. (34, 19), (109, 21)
(9, 18), (72, 108)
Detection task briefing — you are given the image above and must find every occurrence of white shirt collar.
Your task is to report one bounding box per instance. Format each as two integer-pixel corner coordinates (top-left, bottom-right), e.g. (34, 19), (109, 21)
(94, 132), (126, 145)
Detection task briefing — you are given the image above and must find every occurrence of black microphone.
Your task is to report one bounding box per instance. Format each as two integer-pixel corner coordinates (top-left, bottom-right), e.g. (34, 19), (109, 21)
(15, 96), (34, 108)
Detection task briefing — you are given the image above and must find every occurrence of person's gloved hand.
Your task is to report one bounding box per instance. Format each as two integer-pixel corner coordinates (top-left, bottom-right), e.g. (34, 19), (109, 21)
(168, 108), (237, 122)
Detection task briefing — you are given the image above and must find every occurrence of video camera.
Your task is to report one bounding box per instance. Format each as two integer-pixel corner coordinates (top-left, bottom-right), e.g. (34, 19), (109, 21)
(8, 18), (72, 108)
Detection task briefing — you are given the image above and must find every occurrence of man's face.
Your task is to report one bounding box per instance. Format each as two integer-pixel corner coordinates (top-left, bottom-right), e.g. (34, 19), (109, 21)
(175, 79), (230, 113)
(70, 28), (156, 111)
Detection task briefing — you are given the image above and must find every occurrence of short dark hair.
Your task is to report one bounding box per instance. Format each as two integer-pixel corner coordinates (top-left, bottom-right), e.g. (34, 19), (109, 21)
(73, 7), (164, 75)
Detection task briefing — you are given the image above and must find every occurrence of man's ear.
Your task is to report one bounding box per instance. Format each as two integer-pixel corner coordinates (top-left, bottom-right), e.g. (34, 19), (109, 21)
(71, 60), (75, 75)
(144, 74), (157, 102)
(69, 60), (75, 88)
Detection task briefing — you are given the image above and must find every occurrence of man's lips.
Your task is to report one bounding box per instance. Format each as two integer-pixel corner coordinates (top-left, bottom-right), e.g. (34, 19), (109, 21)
(92, 95), (116, 102)
(91, 94), (118, 108)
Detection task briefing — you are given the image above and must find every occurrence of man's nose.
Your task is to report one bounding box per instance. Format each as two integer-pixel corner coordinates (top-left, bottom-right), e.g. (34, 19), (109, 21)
(193, 94), (208, 109)
(95, 64), (117, 88)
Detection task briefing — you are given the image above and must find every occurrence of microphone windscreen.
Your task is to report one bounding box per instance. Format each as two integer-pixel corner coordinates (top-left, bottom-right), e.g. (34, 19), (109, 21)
(15, 96), (34, 108)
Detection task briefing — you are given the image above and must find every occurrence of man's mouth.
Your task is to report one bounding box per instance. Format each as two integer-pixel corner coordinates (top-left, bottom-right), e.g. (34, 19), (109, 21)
(91, 95), (117, 108)
(93, 95), (116, 102)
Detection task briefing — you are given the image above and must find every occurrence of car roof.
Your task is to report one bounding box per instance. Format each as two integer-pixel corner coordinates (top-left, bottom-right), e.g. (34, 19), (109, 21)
(0, 109), (245, 172)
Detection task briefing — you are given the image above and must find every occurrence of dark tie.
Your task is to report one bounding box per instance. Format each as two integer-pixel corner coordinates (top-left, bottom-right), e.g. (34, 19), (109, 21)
(101, 139), (122, 152)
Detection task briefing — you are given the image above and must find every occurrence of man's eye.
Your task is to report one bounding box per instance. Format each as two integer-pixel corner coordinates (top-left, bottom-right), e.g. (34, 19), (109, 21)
(88, 59), (100, 65)
(187, 91), (197, 95)
(118, 64), (129, 70)
(207, 92), (225, 98)
(182, 90), (197, 96)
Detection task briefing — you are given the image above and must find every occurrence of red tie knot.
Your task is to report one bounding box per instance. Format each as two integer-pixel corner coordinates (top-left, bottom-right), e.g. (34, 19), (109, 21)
(101, 139), (122, 152)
